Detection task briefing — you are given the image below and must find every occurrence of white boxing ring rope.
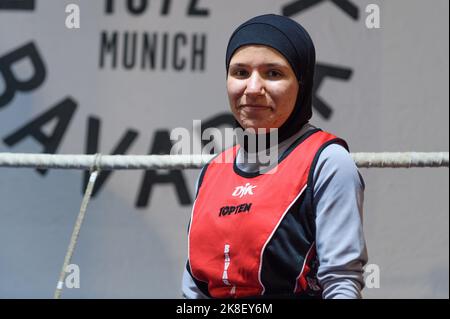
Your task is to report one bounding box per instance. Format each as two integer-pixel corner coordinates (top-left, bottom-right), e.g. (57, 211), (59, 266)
(0, 151), (448, 299)
(0, 152), (449, 169)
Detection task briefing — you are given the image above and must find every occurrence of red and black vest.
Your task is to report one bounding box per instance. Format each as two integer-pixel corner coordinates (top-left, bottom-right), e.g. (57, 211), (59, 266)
(187, 129), (348, 298)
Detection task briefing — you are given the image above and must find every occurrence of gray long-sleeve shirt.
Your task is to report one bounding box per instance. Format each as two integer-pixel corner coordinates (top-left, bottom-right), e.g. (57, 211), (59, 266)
(182, 124), (368, 299)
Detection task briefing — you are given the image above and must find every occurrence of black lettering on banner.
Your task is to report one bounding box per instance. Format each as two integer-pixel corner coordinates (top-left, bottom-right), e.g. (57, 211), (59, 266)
(83, 116), (139, 197)
(161, 33), (168, 70)
(188, 0), (209, 16)
(105, 0), (114, 14)
(0, 42), (46, 108)
(123, 32), (137, 69)
(136, 130), (192, 208)
(99, 31), (118, 69)
(99, 31), (207, 71)
(173, 33), (187, 71)
(141, 33), (157, 69)
(192, 33), (206, 71)
(127, 0), (147, 15)
(283, 0), (359, 20)
(161, 0), (171, 15)
(313, 63), (353, 119)
(104, 0), (207, 16)
(3, 98), (77, 175)
(0, 0), (34, 10)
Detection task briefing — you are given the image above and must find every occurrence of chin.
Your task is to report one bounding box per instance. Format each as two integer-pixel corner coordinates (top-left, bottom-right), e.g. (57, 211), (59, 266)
(241, 123), (270, 132)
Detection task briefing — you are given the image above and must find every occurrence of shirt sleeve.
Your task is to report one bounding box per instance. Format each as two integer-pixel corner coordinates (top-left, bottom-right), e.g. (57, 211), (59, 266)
(181, 266), (210, 299)
(313, 143), (368, 299)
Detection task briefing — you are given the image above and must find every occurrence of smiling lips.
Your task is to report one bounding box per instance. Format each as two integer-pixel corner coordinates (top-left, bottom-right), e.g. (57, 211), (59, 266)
(239, 104), (272, 111)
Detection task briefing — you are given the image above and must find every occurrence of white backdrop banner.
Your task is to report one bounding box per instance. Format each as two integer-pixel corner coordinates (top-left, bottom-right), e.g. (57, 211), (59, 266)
(0, 0), (448, 298)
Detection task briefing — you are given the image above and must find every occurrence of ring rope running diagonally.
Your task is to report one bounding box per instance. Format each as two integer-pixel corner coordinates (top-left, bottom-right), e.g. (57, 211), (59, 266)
(53, 154), (102, 299)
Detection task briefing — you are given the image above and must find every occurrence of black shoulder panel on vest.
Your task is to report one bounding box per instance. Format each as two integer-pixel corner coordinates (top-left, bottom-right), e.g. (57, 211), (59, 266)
(306, 138), (349, 219)
(260, 136), (348, 298)
(259, 190), (319, 296)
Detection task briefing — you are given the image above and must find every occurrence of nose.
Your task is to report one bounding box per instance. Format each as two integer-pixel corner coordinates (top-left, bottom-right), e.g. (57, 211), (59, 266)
(244, 72), (265, 96)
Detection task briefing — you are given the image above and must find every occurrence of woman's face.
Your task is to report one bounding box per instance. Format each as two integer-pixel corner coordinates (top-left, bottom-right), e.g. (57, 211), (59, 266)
(227, 45), (299, 131)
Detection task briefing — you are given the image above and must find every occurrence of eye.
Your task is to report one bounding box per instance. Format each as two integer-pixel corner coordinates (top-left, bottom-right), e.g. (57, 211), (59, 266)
(230, 69), (249, 78)
(267, 70), (283, 78)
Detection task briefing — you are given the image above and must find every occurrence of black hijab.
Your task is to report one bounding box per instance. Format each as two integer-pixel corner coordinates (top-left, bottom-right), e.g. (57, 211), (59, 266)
(226, 14), (316, 148)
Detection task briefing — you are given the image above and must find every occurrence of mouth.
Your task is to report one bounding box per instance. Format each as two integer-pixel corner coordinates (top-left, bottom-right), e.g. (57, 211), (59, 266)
(239, 104), (272, 111)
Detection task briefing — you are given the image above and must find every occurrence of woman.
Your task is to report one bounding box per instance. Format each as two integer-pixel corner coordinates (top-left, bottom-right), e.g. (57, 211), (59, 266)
(182, 14), (368, 299)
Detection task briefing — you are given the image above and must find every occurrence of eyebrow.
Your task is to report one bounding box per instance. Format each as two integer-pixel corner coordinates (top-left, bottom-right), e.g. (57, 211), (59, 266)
(229, 62), (287, 68)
